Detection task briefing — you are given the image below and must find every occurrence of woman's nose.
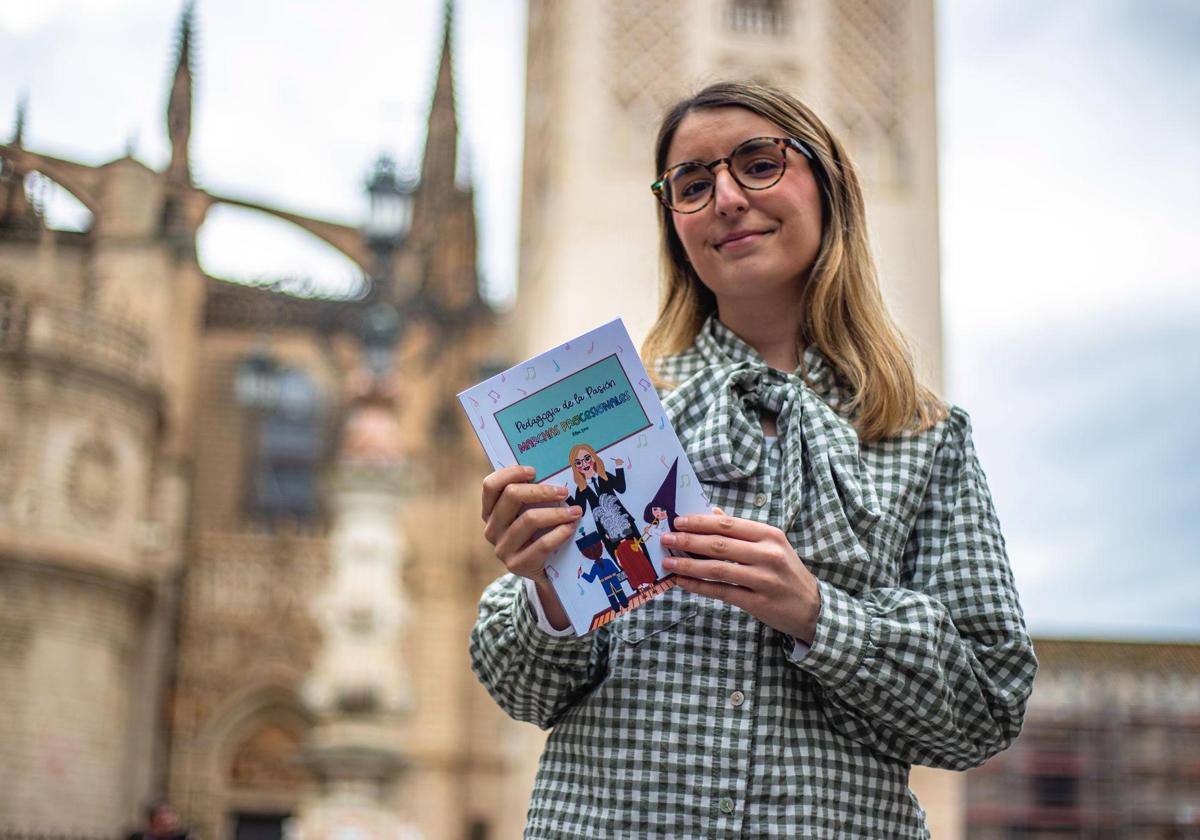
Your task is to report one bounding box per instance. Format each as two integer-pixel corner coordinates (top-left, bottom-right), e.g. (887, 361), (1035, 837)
(712, 167), (748, 216)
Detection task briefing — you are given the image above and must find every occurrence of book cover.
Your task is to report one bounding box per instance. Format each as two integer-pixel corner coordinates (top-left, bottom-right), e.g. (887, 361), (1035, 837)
(458, 319), (710, 634)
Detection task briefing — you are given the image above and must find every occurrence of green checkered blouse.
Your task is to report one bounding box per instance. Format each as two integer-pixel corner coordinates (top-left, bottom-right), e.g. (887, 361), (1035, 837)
(470, 316), (1037, 839)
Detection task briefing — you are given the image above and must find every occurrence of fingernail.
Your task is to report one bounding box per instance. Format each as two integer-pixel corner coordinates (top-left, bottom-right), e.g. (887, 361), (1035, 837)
(570, 506), (583, 516)
(524, 466), (536, 477)
(673, 517), (689, 529)
(660, 534), (675, 546)
(662, 557), (677, 570)
(555, 485), (569, 496)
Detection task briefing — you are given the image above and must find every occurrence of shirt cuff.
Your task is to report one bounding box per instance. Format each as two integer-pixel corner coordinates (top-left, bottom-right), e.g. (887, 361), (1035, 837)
(786, 578), (871, 691)
(523, 577), (578, 638)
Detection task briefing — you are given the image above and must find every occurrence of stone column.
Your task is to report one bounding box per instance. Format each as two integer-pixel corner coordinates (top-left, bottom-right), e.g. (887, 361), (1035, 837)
(292, 392), (419, 839)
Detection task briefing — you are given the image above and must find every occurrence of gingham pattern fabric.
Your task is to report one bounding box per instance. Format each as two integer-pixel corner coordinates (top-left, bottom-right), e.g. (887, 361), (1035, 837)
(470, 316), (1037, 839)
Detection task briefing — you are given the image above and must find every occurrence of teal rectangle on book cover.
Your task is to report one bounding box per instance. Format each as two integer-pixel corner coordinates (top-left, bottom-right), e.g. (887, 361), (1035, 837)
(495, 354), (651, 481)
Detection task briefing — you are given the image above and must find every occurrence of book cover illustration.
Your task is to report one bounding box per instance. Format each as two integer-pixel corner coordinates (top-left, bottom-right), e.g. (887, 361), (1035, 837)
(458, 319), (710, 634)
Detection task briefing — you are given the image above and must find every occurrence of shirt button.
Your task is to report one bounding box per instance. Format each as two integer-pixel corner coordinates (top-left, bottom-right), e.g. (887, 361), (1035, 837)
(719, 797), (735, 814)
(754, 493), (767, 508)
(730, 690), (746, 707)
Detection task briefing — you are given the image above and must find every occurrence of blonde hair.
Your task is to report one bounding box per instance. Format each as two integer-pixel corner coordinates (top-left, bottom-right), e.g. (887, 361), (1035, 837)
(569, 443), (608, 490)
(642, 81), (946, 442)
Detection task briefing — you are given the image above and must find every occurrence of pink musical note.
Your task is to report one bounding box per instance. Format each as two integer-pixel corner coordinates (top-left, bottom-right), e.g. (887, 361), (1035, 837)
(469, 396), (479, 407)
(638, 378), (652, 392)
(624, 456), (633, 470)
(488, 389), (501, 403)
(517, 387), (528, 397)
(660, 455), (669, 467)
(501, 372), (506, 383)
(586, 341), (595, 354)
(477, 416), (486, 430)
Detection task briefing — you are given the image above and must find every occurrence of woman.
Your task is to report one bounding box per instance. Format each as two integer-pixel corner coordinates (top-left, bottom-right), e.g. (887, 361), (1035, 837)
(566, 443), (657, 590)
(471, 82), (1036, 838)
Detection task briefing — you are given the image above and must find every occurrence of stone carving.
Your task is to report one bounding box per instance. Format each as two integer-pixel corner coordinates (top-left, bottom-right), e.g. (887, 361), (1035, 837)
(65, 431), (119, 522)
(827, 0), (910, 188)
(608, 0), (683, 115)
(229, 723), (311, 788)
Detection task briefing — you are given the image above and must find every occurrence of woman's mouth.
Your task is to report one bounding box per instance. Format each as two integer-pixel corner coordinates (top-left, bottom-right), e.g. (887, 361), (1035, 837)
(715, 229), (770, 251)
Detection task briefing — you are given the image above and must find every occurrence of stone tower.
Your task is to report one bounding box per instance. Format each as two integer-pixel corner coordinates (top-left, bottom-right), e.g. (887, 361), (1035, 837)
(516, 0), (943, 389)
(512, 1), (955, 836)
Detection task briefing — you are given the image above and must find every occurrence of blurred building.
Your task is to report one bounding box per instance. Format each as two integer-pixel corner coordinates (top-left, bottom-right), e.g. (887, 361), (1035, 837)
(967, 638), (1200, 840)
(0, 6), (532, 840)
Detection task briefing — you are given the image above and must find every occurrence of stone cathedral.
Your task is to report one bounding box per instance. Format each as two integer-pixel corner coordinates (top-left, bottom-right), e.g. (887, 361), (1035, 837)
(0, 7), (532, 840)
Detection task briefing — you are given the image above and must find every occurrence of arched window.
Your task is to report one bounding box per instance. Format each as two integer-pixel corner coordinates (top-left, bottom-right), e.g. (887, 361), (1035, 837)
(726, 0), (787, 36)
(248, 368), (323, 527)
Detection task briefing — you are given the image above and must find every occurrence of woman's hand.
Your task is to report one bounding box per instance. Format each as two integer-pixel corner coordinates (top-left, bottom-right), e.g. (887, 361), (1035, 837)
(660, 511), (821, 644)
(481, 465), (583, 580)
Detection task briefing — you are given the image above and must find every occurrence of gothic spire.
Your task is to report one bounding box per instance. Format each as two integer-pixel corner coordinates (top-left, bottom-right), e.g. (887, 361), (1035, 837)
(166, 1), (195, 183)
(11, 93), (26, 147)
(419, 0), (459, 192)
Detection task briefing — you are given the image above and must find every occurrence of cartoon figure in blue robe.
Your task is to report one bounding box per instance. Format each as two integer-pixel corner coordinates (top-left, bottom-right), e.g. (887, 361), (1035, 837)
(576, 531), (629, 613)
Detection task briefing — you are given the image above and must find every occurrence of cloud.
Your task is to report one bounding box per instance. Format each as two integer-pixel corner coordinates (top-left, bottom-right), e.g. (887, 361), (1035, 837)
(951, 304), (1200, 638)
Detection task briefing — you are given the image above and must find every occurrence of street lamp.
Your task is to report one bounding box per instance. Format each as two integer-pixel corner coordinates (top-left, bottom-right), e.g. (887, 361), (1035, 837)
(361, 303), (402, 382)
(365, 155), (415, 247)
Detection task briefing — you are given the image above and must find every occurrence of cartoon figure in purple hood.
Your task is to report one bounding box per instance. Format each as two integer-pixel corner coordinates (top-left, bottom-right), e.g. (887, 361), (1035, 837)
(643, 458), (680, 540)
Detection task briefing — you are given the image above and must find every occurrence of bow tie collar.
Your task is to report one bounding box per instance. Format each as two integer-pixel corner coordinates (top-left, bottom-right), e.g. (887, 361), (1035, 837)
(662, 317), (881, 531)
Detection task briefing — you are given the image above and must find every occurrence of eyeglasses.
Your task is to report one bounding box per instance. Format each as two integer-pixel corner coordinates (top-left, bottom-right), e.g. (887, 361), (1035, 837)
(651, 136), (816, 214)
(574, 453), (593, 467)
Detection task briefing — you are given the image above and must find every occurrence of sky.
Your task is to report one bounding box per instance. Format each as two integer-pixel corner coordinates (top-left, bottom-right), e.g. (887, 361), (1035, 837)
(2, 0), (1197, 639)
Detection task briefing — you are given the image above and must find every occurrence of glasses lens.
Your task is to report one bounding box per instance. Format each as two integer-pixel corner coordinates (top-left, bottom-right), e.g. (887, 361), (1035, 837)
(665, 162), (713, 212)
(732, 139), (786, 189)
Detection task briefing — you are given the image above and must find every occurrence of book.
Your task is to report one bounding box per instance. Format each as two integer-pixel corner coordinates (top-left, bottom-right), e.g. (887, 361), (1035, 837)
(458, 319), (710, 634)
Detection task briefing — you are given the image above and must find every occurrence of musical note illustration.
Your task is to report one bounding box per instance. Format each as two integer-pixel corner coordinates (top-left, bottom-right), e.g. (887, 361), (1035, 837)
(638, 378), (652, 392)
(658, 415), (665, 430)
(660, 455), (669, 467)
(617, 345), (625, 354)
(681, 474), (692, 487)
(624, 456), (633, 470)
(487, 389), (501, 403)
(577, 582), (586, 596)
(635, 434), (648, 449)
(565, 341), (571, 350)
(553, 359), (561, 373)
(546, 566), (560, 580)
(477, 415), (486, 430)
(469, 396), (479, 408)
(525, 366), (536, 380)
(517, 387), (528, 397)
(501, 372), (506, 383)
(586, 341), (595, 354)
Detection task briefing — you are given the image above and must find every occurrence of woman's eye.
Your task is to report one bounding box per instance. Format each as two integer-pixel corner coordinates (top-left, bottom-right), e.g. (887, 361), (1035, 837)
(678, 178), (712, 199)
(742, 158), (782, 178)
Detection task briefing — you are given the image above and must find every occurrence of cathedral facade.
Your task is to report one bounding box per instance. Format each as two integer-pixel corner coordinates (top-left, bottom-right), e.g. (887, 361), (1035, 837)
(0, 7), (527, 839)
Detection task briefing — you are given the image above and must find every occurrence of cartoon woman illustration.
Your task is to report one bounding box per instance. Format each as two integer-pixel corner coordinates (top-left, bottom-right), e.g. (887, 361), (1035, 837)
(568, 443), (657, 590)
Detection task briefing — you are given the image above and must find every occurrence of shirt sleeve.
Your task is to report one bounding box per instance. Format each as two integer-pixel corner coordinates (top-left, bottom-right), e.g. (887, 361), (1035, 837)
(523, 577), (578, 638)
(786, 407), (1038, 770)
(469, 573), (610, 730)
